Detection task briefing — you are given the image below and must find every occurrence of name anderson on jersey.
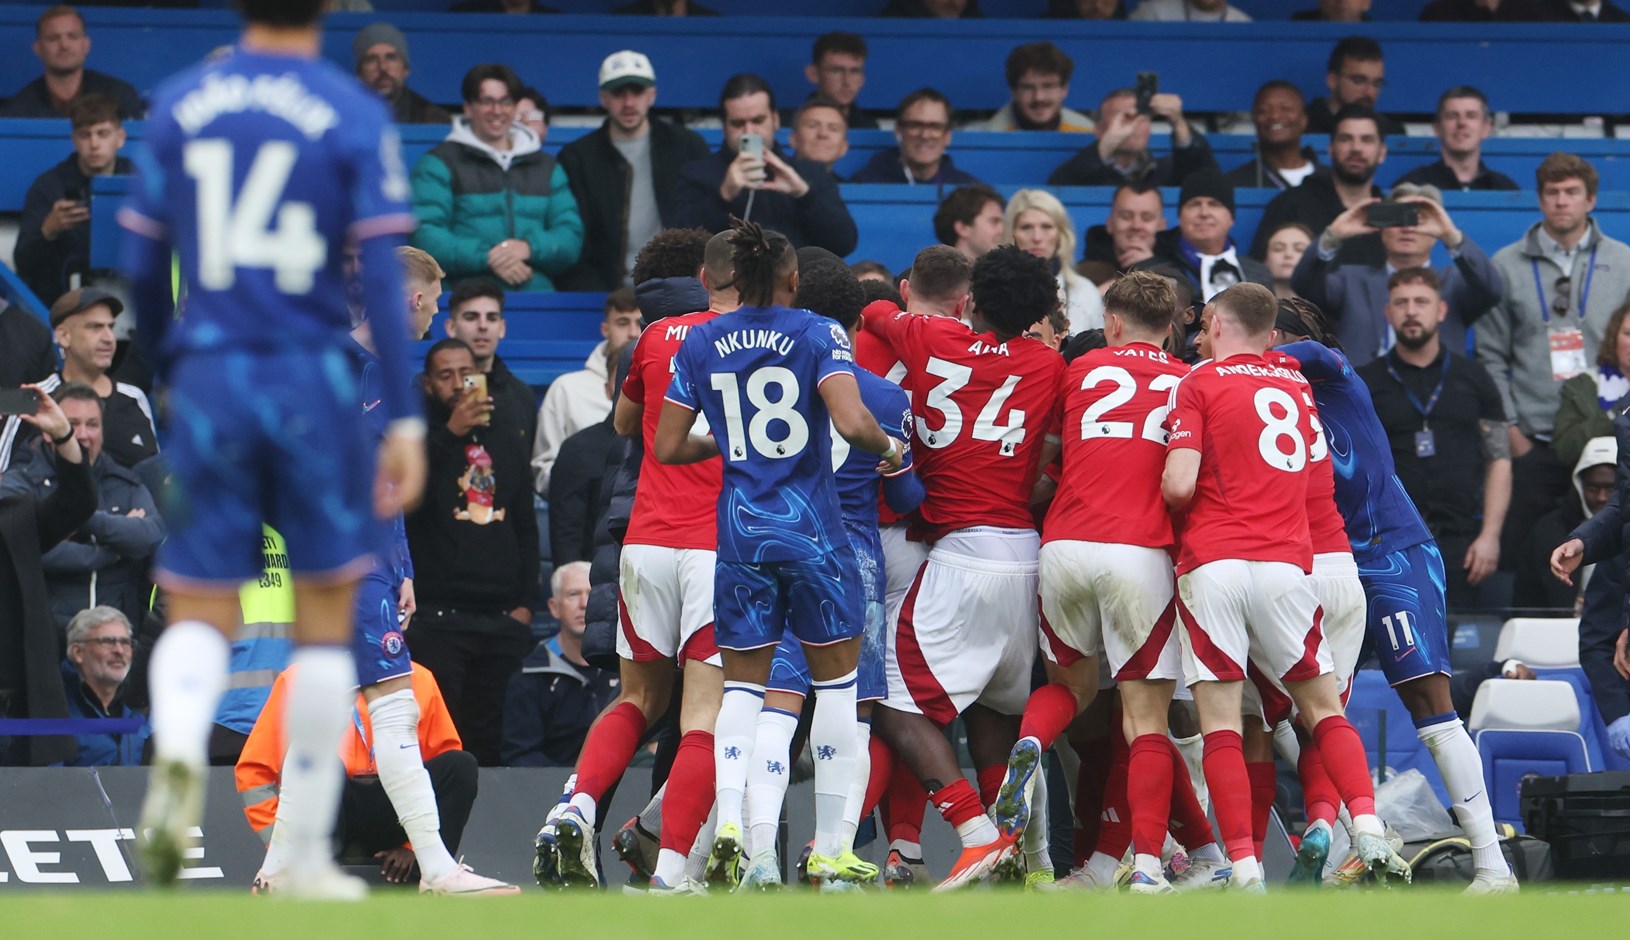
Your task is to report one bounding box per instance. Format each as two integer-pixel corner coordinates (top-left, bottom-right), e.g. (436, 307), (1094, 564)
(1213, 362), (1308, 383)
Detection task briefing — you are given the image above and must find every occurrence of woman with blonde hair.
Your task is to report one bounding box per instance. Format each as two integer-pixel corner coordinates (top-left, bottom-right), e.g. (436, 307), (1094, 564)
(1003, 188), (1104, 331)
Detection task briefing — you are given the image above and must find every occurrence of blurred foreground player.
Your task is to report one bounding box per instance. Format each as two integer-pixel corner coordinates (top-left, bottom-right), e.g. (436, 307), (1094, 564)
(118, 0), (426, 897)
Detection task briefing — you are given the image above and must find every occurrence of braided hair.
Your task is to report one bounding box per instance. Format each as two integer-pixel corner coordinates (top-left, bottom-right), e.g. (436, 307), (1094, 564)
(1278, 296), (1341, 350)
(725, 217), (795, 308)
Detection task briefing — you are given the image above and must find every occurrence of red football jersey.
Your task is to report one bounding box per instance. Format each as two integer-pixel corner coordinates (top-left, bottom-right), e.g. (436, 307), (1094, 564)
(1044, 342), (1189, 549)
(863, 305), (1064, 539)
(1166, 353), (1320, 574)
(856, 327), (907, 386)
(1269, 351), (1350, 556)
(620, 310), (722, 550)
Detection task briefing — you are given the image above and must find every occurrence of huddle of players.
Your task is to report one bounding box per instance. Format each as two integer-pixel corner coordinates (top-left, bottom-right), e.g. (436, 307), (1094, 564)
(530, 222), (1512, 895)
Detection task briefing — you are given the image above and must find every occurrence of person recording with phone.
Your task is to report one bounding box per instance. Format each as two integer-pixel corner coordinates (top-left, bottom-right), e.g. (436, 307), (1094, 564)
(1292, 181), (1504, 366)
(0, 383), (97, 767)
(15, 93), (131, 307)
(1046, 80), (1217, 188)
(671, 73), (857, 256)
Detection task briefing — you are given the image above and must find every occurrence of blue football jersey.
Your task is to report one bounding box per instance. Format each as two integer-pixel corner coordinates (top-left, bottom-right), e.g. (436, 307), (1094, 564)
(119, 47), (417, 423)
(833, 369), (917, 529)
(348, 337), (413, 585)
(1280, 340), (1433, 562)
(667, 305), (856, 564)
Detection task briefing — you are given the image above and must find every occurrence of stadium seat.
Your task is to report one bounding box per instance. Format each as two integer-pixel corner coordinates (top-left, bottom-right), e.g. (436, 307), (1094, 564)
(1449, 614), (1503, 672)
(1493, 618), (1581, 669)
(1469, 679), (1592, 829)
(1345, 669), (1451, 808)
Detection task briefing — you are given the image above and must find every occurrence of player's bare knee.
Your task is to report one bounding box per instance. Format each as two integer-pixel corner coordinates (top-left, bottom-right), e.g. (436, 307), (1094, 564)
(1394, 673), (1452, 718)
(804, 637), (860, 682)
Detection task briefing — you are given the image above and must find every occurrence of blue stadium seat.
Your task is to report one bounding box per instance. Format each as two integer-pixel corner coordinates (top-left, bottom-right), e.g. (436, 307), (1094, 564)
(1345, 668), (1452, 808)
(1468, 678), (1593, 829)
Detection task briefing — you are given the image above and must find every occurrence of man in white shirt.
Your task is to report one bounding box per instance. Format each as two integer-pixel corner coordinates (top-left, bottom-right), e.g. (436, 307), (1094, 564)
(1130, 0), (1252, 20)
(531, 289), (643, 493)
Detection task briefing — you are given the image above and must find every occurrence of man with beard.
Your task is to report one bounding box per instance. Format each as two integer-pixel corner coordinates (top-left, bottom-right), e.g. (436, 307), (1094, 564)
(1225, 81), (1320, 192)
(1292, 182), (1503, 366)
(1359, 267), (1512, 609)
(1305, 37), (1404, 137)
(353, 23), (450, 125)
(1397, 87), (1518, 193)
(1251, 105), (1387, 267)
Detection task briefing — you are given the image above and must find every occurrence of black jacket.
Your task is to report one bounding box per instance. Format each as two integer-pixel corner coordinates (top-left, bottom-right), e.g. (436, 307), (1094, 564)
(548, 417), (616, 565)
(15, 154), (134, 307)
(671, 144), (858, 257)
(0, 310), (56, 390)
(0, 447), (96, 765)
(1306, 99), (1405, 138)
(487, 354), (537, 461)
(1249, 170), (1384, 267)
(1047, 132), (1218, 188)
(1420, 0), (1540, 18)
(1534, 0), (1630, 19)
(557, 117), (711, 291)
(1517, 495), (1585, 610)
(500, 640), (620, 767)
(1224, 145), (1322, 192)
(391, 87), (451, 126)
(1395, 159), (1520, 193)
(407, 392), (540, 615)
(0, 70), (143, 119)
(1135, 228), (1273, 297)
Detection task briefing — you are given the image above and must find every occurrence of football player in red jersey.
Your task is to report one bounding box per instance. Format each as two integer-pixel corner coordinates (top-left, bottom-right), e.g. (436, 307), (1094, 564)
(534, 233), (739, 893)
(863, 245), (1066, 892)
(1161, 283), (1403, 891)
(994, 272), (1225, 894)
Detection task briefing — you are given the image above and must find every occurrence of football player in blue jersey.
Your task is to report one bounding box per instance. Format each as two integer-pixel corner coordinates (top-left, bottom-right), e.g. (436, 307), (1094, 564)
(118, 0), (426, 896)
(1275, 299), (1516, 894)
(736, 252), (925, 890)
(655, 219), (904, 890)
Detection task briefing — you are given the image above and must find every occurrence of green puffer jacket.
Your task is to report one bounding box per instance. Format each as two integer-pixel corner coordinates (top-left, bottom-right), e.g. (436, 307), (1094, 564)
(410, 118), (584, 292)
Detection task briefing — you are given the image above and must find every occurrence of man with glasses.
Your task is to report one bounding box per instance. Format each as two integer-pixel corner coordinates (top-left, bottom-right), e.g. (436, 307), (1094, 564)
(1478, 152), (1630, 576)
(1306, 37), (1404, 137)
(850, 89), (982, 186)
(985, 42), (1093, 133)
(60, 606), (150, 767)
(803, 32), (876, 130)
(411, 63), (584, 292)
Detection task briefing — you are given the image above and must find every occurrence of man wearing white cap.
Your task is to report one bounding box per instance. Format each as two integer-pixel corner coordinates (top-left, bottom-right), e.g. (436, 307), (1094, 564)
(353, 22), (450, 125)
(558, 50), (710, 291)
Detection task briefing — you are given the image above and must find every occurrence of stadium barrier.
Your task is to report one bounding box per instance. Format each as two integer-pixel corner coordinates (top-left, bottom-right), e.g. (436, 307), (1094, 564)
(187, 0), (1440, 19)
(1, 11), (1627, 116)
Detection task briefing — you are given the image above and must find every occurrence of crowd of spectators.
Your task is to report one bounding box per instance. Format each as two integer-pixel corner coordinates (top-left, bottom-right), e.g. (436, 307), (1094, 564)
(2, 1), (1629, 773)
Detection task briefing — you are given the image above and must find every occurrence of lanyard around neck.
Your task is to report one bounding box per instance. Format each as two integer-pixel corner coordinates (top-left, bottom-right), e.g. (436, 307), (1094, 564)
(1384, 350), (1451, 423)
(1534, 244), (1598, 323)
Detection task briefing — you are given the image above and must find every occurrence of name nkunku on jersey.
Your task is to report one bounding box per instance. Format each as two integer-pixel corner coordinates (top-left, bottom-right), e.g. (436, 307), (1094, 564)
(1277, 341), (1433, 561)
(665, 305), (856, 565)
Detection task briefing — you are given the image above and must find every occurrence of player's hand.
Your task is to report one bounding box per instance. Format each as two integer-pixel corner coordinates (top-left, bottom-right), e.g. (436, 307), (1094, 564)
(41, 199), (90, 240)
(1550, 538), (1586, 585)
(375, 425), (427, 517)
(1095, 108), (1144, 160)
(1463, 532), (1499, 585)
(1615, 629), (1630, 681)
(1325, 199), (1381, 242)
(374, 847), (416, 884)
(876, 436), (905, 474)
(721, 150), (766, 203)
(447, 388), (495, 437)
(398, 577), (416, 631)
(759, 149), (811, 199)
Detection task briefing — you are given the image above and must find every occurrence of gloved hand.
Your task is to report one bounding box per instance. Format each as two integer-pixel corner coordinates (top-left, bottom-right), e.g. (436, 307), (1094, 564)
(1609, 714), (1630, 761)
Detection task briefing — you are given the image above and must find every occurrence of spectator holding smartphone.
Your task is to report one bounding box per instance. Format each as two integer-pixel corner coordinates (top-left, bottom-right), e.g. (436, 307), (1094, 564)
(15, 94), (130, 307)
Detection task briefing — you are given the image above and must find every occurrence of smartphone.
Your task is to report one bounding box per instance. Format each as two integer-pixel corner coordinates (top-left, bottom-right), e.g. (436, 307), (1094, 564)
(1135, 72), (1159, 116)
(1366, 202), (1420, 229)
(0, 388), (39, 417)
(463, 373), (491, 425)
(739, 133), (764, 161)
(63, 184), (87, 205)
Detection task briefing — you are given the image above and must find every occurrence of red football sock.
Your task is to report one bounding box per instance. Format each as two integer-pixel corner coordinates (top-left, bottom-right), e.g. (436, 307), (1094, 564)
(1202, 730), (1255, 863)
(861, 733), (896, 822)
(1127, 734), (1173, 859)
(1093, 727), (1132, 860)
(1072, 735), (1112, 865)
(572, 701), (646, 802)
(977, 764), (1005, 810)
(1312, 716), (1376, 819)
(1247, 761), (1277, 860)
(930, 778), (985, 829)
(1297, 744), (1340, 827)
(659, 730), (715, 853)
(1164, 738), (1215, 850)
(884, 768), (927, 847)
(1018, 683), (1080, 750)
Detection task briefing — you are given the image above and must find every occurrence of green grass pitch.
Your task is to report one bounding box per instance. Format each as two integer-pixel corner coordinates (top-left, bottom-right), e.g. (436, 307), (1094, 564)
(5, 887), (1623, 940)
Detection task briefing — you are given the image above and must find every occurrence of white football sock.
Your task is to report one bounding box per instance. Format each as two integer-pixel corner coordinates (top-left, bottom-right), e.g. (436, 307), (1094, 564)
(567, 792), (598, 829)
(638, 782), (667, 835)
(810, 671), (859, 858)
(680, 804), (718, 884)
(1189, 841), (1224, 863)
(714, 682), (766, 833)
(839, 717), (872, 849)
(1416, 715), (1509, 875)
(148, 620), (230, 767)
(1134, 852), (1162, 877)
(745, 706), (799, 857)
(1272, 719), (1301, 765)
(1230, 855), (1264, 884)
(367, 688), (455, 883)
(1172, 732), (1209, 812)
(1024, 763), (1050, 872)
(1085, 850), (1120, 885)
(274, 645), (356, 869)
(889, 839), (923, 860)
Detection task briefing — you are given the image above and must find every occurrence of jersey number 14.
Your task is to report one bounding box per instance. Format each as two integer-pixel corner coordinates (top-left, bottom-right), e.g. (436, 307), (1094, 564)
(184, 139), (327, 294)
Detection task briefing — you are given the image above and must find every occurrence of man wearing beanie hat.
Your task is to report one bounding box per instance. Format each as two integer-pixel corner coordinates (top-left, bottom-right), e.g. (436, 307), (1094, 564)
(1134, 168), (1270, 302)
(354, 22), (450, 125)
(557, 50), (709, 291)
